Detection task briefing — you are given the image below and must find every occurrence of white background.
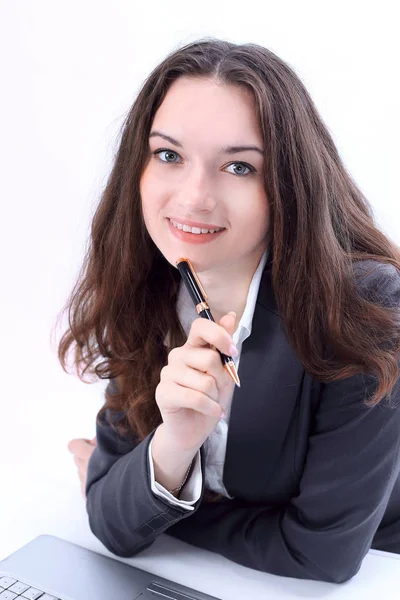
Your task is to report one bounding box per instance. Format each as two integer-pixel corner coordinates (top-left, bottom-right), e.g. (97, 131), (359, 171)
(0, 0), (399, 562)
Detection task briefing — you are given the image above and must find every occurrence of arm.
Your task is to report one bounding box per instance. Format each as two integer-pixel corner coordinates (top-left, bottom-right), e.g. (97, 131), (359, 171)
(167, 368), (400, 583)
(148, 436), (202, 510)
(85, 387), (205, 557)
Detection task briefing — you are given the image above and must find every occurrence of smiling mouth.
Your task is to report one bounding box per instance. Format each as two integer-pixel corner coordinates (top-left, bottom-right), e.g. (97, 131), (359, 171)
(167, 218), (226, 234)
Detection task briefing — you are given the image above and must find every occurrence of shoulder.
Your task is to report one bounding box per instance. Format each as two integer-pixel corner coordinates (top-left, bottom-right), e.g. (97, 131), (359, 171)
(353, 259), (400, 308)
(105, 377), (121, 395)
(98, 378), (128, 430)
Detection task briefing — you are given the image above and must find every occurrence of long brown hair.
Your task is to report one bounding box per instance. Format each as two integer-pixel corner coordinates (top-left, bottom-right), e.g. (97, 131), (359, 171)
(56, 37), (400, 458)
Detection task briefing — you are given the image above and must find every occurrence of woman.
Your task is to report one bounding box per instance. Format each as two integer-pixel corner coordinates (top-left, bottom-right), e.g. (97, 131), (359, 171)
(59, 38), (400, 583)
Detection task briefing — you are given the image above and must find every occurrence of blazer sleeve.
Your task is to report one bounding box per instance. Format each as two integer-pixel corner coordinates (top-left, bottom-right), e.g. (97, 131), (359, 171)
(167, 264), (400, 583)
(85, 384), (205, 557)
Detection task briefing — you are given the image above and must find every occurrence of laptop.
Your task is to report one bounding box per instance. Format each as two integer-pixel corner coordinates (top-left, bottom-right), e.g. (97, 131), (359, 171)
(0, 534), (221, 600)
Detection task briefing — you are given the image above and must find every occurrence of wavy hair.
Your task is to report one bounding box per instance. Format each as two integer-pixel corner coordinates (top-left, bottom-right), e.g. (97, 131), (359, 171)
(56, 39), (400, 499)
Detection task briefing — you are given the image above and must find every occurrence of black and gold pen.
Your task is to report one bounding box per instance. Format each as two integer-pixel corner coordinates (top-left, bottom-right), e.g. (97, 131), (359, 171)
(176, 257), (241, 387)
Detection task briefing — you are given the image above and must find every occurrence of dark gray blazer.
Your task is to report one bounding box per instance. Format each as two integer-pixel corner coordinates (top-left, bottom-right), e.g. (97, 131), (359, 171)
(85, 254), (400, 583)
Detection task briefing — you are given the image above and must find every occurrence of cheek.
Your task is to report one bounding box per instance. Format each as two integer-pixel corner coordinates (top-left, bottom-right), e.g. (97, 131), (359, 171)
(236, 191), (269, 231)
(139, 166), (152, 204)
(140, 171), (159, 224)
(140, 166), (169, 211)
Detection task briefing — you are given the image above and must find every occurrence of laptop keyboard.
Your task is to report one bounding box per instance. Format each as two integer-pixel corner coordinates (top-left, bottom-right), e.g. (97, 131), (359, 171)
(0, 576), (59, 600)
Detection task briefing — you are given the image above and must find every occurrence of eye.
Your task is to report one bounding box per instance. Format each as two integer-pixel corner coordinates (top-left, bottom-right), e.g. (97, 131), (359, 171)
(224, 162), (255, 177)
(152, 148), (256, 177)
(153, 149), (182, 163)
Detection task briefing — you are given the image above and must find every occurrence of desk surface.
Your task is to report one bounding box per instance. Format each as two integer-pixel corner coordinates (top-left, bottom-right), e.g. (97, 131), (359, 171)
(0, 461), (399, 600)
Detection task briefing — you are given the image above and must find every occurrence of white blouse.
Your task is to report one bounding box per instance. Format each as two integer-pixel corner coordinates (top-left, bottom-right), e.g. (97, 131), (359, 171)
(148, 249), (269, 510)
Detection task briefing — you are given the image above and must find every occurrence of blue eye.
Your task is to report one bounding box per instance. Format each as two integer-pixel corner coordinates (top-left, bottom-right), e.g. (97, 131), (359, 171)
(152, 148), (256, 177)
(225, 163), (253, 176)
(153, 149), (181, 163)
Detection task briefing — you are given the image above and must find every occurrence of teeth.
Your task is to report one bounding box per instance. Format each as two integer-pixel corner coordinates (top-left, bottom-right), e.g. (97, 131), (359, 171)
(170, 219), (223, 234)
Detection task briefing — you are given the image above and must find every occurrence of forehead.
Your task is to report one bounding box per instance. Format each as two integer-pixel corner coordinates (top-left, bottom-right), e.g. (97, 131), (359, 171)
(151, 77), (262, 145)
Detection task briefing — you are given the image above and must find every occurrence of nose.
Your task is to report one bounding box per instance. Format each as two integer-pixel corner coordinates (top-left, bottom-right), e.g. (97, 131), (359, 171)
(176, 164), (217, 213)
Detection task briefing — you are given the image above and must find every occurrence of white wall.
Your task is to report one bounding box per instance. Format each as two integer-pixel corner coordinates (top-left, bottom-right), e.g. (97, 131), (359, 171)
(0, 0), (399, 491)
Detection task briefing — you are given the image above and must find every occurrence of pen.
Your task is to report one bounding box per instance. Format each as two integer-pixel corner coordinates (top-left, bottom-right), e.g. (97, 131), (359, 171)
(176, 258), (241, 388)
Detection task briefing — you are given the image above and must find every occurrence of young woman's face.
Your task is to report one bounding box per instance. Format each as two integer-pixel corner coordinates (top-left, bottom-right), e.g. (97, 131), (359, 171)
(140, 76), (270, 272)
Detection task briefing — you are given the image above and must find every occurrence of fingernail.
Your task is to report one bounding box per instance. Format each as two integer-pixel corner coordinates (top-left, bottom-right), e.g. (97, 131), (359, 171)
(229, 343), (238, 357)
(220, 410), (226, 420)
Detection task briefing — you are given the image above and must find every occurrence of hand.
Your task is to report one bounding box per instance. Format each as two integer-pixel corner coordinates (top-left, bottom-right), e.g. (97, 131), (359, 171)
(155, 311), (237, 452)
(67, 437), (97, 499)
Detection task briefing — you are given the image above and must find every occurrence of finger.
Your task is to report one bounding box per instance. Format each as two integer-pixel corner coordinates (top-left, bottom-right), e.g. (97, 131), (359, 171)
(67, 439), (86, 456)
(81, 483), (86, 500)
(79, 472), (87, 498)
(78, 466), (86, 482)
(68, 439), (96, 460)
(218, 311), (236, 339)
(157, 381), (222, 419)
(169, 344), (223, 373)
(82, 436), (97, 445)
(186, 316), (237, 356)
(82, 437), (96, 445)
(168, 346), (231, 391)
(161, 360), (219, 401)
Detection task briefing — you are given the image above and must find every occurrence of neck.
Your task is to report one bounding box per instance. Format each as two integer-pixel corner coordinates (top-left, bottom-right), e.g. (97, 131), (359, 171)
(196, 246), (268, 326)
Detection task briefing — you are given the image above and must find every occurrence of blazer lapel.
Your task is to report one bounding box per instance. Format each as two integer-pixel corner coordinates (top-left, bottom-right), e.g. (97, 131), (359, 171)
(223, 256), (305, 500)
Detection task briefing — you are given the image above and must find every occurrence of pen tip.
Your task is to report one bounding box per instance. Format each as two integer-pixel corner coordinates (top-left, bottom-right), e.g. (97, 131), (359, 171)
(224, 361), (241, 387)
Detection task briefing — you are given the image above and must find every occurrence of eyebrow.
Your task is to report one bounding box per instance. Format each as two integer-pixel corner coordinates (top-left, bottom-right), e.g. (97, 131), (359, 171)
(149, 130), (264, 156)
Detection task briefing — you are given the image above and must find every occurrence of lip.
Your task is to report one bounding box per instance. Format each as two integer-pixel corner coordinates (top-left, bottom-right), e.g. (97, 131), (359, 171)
(168, 216), (225, 230)
(167, 218), (226, 244)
